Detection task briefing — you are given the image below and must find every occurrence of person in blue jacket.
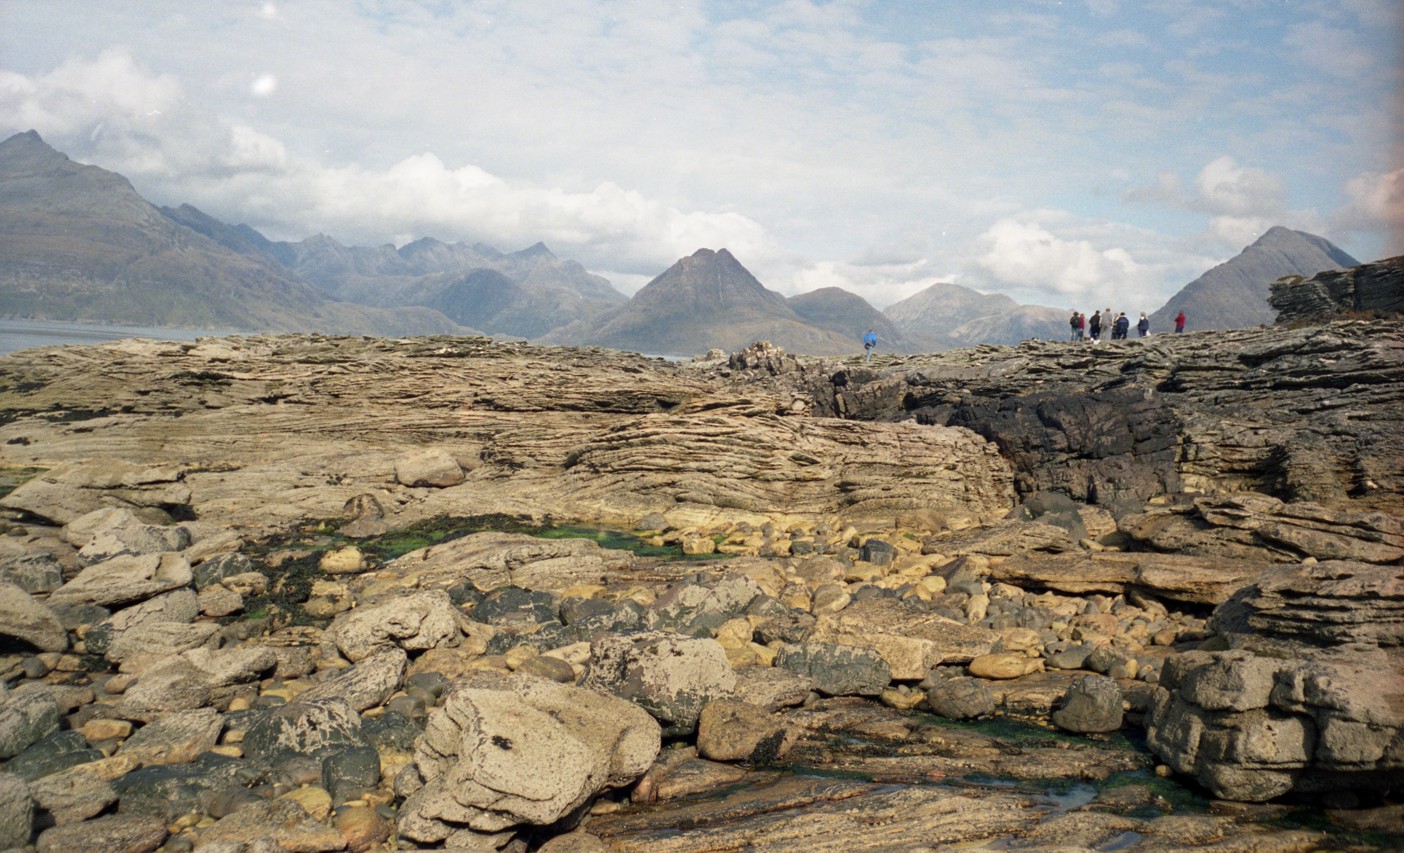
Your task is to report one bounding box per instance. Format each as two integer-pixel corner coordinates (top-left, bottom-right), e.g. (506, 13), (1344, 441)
(862, 329), (878, 363)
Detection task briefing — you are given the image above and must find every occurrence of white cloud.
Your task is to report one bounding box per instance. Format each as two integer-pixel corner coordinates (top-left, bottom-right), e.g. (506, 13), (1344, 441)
(1339, 169), (1404, 255)
(975, 218), (1142, 298)
(1191, 155), (1287, 217)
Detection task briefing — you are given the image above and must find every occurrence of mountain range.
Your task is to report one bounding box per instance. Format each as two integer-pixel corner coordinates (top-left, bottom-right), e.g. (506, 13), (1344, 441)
(0, 130), (1363, 354)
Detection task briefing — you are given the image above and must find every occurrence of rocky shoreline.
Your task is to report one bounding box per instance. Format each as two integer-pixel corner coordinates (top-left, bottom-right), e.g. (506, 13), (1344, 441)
(0, 311), (1401, 850)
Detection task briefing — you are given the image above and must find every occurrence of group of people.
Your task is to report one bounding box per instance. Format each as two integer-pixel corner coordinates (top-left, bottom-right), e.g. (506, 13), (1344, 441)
(1069, 308), (1185, 342)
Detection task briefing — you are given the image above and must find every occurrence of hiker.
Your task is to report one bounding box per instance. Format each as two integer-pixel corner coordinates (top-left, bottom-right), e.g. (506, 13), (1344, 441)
(1175, 310), (1186, 333)
(1137, 312), (1149, 337)
(1069, 311), (1080, 342)
(1089, 310), (1102, 341)
(862, 329), (877, 363)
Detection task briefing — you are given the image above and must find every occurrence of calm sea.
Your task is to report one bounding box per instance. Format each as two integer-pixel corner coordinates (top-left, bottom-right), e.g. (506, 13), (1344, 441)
(0, 319), (239, 356)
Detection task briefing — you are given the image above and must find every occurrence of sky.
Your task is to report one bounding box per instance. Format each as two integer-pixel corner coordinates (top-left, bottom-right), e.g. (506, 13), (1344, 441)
(1, 1), (1400, 311)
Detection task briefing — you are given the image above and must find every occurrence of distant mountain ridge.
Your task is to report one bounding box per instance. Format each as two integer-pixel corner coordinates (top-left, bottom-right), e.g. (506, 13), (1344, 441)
(884, 282), (1068, 348)
(0, 131), (467, 335)
(1149, 227), (1358, 332)
(540, 248), (861, 356)
(0, 130), (1369, 355)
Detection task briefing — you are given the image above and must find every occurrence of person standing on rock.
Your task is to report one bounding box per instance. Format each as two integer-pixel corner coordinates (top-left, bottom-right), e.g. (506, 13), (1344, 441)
(1137, 312), (1149, 337)
(1069, 311), (1080, 342)
(862, 329), (877, 363)
(1089, 310), (1102, 342)
(1115, 312), (1130, 340)
(1175, 310), (1186, 333)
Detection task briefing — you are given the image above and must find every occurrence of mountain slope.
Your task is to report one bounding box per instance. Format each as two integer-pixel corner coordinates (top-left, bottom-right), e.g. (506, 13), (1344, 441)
(0, 131), (466, 335)
(1150, 227), (1359, 332)
(541, 248), (858, 356)
(885, 281), (1066, 349)
(787, 287), (914, 353)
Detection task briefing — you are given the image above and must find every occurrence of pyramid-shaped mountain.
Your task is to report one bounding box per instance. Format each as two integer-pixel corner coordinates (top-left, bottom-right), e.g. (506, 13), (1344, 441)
(541, 248), (859, 356)
(0, 131), (464, 335)
(1150, 227), (1359, 332)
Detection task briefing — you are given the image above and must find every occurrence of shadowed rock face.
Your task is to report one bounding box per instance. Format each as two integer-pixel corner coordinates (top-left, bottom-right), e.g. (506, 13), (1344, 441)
(1270, 254), (1404, 324)
(805, 319), (1404, 514)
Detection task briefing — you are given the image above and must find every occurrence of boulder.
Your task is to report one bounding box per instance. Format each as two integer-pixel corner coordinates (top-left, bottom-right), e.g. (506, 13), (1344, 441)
(697, 699), (796, 763)
(774, 642), (891, 697)
(1148, 567), (1404, 805)
(0, 691), (60, 759)
(809, 597), (1000, 679)
(325, 588), (460, 662)
(580, 631), (737, 734)
(34, 813), (167, 853)
(925, 676), (996, 720)
(399, 673), (660, 840)
(116, 707), (224, 766)
(395, 447), (465, 487)
(300, 648), (407, 712)
(1052, 675), (1124, 733)
(0, 772), (33, 848)
(48, 553), (193, 608)
(0, 581), (67, 652)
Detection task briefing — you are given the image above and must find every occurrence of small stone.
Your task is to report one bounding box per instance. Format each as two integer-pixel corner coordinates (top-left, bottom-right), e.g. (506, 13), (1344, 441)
(281, 785), (333, 821)
(968, 652), (1043, 680)
(334, 804), (392, 853)
(515, 654), (576, 684)
(319, 546), (367, 575)
(80, 718), (134, 742)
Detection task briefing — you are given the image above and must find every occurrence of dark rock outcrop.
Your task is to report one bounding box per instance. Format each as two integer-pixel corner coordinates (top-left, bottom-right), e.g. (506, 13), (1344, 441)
(1270, 254), (1404, 324)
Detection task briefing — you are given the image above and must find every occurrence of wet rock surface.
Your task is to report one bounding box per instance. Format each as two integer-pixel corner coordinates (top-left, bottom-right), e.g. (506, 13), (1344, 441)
(0, 321), (1399, 850)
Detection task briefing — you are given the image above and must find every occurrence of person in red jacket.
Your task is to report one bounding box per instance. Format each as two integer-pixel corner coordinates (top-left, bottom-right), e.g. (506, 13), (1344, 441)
(1174, 310), (1186, 333)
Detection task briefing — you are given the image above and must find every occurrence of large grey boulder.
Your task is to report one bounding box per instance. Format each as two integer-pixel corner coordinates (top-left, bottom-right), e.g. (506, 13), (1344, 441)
(0, 691), (60, 759)
(48, 552), (193, 608)
(1052, 675), (1124, 733)
(399, 673), (660, 841)
(74, 508), (191, 566)
(299, 648), (407, 711)
(579, 631), (736, 734)
(775, 642), (892, 697)
(242, 697), (367, 765)
(0, 772), (33, 848)
(0, 581), (67, 652)
(926, 676), (996, 720)
(325, 588), (460, 662)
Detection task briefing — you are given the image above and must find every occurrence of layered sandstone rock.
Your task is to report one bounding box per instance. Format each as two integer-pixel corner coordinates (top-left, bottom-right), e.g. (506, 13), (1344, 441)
(1146, 561), (1404, 801)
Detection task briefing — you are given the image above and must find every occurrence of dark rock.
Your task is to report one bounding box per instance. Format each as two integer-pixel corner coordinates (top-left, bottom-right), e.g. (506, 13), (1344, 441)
(360, 710), (422, 752)
(4, 730), (102, 781)
(859, 539), (897, 566)
(580, 632), (736, 735)
(0, 691), (59, 759)
(112, 752), (250, 820)
(472, 586), (559, 627)
(34, 813), (168, 853)
(775, 642), (891, 697)
(322, 745), (382, 803)
(925, 676), (996, 719)
(1052, 675), (1124, 733)
(242, 697), (367, 765)
(192, 553), (257, 589)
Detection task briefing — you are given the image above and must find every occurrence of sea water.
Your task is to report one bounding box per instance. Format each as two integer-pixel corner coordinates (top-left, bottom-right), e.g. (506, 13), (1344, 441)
(0, 319), (238, 356)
